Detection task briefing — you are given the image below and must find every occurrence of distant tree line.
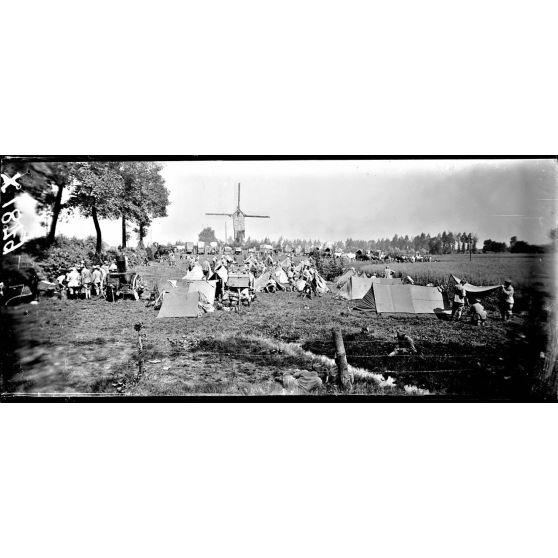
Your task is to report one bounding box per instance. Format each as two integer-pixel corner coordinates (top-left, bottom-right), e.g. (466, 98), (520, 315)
(483, 236), (547, 254)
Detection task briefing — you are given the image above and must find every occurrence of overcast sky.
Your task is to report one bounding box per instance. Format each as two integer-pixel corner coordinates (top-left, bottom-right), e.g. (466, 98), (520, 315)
(19, 159), (557, 247)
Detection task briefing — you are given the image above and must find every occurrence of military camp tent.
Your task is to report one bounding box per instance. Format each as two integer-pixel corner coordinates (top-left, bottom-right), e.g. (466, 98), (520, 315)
(337, 275), (402, 300)
(182, 265), (204, 280)
(157, 287), (200, 318)
(338, 276), (374, 300)
(280, 257), (291, 271)
(214, 266), (228, 283)
(354, 283), (446, 314)
(314, 270), (329, 294)
(335, 268), (355, 288)
(254, 271), (271, 291)
(274, 267), (289, 285)
(187, 280), (217, 305)
(450, 275), (501, 297)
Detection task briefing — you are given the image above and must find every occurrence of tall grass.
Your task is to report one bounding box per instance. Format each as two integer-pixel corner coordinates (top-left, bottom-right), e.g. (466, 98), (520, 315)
(358, 253), (554, 293)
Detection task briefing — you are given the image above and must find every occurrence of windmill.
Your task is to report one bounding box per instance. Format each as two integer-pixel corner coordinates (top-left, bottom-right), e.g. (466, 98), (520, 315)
(206, 183), (270, 245)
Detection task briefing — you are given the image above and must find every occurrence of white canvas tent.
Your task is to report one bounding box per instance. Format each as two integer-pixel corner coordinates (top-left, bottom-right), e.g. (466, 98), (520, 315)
(187, 280), (217, 305)
(338, 276), (375, 300)
(274, 267), (289, 284)
(182, 265), (204, 280)
(355, 283), (445, 314)
(254, 271), (271, 291)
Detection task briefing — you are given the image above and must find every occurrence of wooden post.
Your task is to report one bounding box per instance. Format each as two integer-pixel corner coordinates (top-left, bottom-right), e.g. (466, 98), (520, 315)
(332, 327), (353, 390)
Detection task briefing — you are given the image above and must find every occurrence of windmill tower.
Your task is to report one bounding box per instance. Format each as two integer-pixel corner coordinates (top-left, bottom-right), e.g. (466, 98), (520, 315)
(206, 183), (270, 245)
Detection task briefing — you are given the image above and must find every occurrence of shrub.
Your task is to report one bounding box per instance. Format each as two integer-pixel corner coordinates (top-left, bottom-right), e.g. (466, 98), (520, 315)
(315, 253), (345, 281)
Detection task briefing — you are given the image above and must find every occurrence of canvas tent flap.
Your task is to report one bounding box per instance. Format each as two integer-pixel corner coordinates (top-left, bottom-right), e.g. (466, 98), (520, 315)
(338, 276), (374, 300)
(451, 275), (501, 296)
(314, 271), (329, 294)
(214, 266), (228, 283)
(157, 289), (200, 318)
(353, 287), (377, 313)
(254, 271), (271, 291)
(187, 280), (217, 305)
(182, 265), (204, 281)
(274, 268), (289, 284)
(373, 284), (444, 314)
(280, 257), (291, 271)
(335, 269), (355, 288)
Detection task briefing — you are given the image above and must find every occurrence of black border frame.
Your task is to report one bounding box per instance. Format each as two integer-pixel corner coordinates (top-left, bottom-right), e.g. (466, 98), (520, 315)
(1, 155), (556, 403)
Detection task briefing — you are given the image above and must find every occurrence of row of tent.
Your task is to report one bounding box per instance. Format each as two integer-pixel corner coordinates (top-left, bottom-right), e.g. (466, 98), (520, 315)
(335, 272), (502, 315)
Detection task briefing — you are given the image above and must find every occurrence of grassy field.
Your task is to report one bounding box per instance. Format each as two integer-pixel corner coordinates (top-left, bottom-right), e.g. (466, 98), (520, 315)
(1, 254), (555, 398)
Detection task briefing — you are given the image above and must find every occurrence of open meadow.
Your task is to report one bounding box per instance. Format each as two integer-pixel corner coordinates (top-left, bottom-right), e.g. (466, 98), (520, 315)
(1, 253), (555, 399)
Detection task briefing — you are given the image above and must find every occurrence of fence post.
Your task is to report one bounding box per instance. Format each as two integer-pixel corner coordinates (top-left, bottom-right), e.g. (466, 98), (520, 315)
(332, 327), (353, 390)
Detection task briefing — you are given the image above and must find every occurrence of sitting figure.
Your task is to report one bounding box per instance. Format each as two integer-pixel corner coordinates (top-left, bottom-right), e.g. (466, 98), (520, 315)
(469, 299), (488, 326)
(264, 278), (277, 293)
(389, 330), (418, 356)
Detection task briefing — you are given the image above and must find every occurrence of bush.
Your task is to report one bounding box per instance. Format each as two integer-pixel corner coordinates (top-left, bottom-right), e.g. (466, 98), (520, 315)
(20, 236), (106, 279)
(315, 253), (345, 281)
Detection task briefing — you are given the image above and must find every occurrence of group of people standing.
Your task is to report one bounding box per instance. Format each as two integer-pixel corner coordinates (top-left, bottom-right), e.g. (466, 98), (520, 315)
(56, 260), (118, 299)
(451, 279), (515, 326)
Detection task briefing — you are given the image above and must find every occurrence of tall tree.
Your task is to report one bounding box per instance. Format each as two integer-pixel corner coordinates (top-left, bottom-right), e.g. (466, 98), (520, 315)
(116, 162), (169, 248)
(198, 227), (217, 243)
(66, 163), (125, 254)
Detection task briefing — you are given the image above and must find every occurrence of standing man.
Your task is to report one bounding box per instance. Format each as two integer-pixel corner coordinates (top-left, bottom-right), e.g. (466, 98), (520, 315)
(499, 280), (514, 321)
(202, 259), (211, 280)
(80, 263), (92, 299)
(452, 279), (467, 321)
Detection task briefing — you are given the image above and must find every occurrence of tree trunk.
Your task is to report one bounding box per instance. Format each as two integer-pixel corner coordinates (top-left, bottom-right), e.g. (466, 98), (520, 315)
(121, 214), (127, 248)
(92, 205), (102, 254)
(47, 182), (64, 244)
(138, 222), (146, 248)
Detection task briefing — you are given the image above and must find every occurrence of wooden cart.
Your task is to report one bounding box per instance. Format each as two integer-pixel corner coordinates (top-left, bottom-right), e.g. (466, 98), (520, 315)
(227, 273), (251, 312)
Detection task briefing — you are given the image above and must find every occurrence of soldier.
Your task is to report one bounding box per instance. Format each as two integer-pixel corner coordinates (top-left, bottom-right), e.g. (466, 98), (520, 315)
(91, 266), (103, 296)
(389, 330), (418, 356)
(469, 298), (488, 326)
(80, 263), (92, 299)
(452, 279), (467, 321)
(499, 280), (514, 321)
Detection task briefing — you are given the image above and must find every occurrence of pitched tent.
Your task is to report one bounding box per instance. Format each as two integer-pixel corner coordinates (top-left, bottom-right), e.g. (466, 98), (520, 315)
(214, 266), (229, 284)
(335, 268), (355, 288)
(157, 288), (200, 318)
(187, 280), (217, 305)
(280, 257), (291, 271)
(338, 276), (375, 300)
(353, 287), (377, 313)
(450, 275), (501, 297)
(254, 270), (271, 291)
(313, 270), (329, 294)
(368, 284), (445, 314)
(182, 265), (204, 280)
(274, 267), (289, 285)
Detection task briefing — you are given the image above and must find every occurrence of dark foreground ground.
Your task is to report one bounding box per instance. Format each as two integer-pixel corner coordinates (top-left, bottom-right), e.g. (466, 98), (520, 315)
(1, 260), (554, 398)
